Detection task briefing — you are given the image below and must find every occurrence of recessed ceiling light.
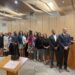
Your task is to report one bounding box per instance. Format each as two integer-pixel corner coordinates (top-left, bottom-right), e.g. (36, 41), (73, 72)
(14, 0), (18, 4)
(48, 2), (55, 11)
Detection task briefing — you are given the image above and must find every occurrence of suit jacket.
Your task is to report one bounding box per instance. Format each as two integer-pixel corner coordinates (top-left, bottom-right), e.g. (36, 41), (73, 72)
(0, 35), (4, 48)
(58, 33), (71, 48)
(49, 35), (58, 48)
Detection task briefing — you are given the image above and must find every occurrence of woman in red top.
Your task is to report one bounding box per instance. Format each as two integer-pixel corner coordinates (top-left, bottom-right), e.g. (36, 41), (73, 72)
(27, 30), (34, 59)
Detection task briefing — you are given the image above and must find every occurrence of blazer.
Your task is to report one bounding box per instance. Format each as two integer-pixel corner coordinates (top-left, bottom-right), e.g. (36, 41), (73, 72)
(0, 35), (4, 48)
(58, 33), (71, 48)
(49, 35), (58, 48)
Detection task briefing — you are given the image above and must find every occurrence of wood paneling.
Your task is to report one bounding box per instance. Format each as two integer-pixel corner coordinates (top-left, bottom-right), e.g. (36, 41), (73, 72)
(68, 42), (75, 69)
(0, 12), (75, 69)
(1, 12), (75, 38)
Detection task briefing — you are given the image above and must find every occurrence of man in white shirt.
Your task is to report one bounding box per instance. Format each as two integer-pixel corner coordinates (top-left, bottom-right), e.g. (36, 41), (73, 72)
(49, 29), (58, 68)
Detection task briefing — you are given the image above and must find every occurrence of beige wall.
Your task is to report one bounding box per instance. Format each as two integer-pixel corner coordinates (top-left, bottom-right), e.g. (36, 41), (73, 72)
(1, 12), (75, 38)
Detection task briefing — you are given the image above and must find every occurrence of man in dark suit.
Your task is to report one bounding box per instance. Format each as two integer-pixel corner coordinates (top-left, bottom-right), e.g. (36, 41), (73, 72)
(58, 28), (71, 72)
(49, 30), (58, 68)
(0, 33), (4, 56)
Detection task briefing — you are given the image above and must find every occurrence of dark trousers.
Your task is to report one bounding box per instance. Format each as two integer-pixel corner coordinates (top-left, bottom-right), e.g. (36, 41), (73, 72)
(34, 48), (37, 60)
(9, 43), (19, 56)
(58, 47), (69, 69)
(9, 43), (14, 55)
(13, 43), (19, 56)
(50, 48), (58, 66)
(24, 43), (28, 57)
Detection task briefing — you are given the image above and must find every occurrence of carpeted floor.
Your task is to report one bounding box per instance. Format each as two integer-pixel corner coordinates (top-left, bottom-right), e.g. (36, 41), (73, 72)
(0, 60), (75, 75)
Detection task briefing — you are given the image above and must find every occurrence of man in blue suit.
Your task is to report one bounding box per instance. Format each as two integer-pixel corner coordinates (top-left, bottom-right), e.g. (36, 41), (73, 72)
(58, 28), (71, 72)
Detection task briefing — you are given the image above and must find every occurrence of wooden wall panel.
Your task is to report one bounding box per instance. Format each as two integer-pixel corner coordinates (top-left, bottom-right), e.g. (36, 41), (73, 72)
(30, 16), (37, 33)
(1, 12), (75, 38)
(7, 22), (12, 32)
(35, 15), (43, 33)
(42, 15), (49, 34)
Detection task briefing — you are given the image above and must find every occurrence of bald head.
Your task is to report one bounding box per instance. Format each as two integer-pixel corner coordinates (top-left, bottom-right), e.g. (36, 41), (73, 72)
(63, 28), (67, 34)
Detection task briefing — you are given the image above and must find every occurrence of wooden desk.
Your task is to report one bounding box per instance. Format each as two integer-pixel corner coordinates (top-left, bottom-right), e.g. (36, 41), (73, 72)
(0, 56), (28, 75)
(68, 42), (75, 69)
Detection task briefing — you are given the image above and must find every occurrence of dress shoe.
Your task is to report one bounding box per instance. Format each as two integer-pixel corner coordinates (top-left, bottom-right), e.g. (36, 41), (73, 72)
(64, 69), (70, 72)
(59, 69), (63, 73)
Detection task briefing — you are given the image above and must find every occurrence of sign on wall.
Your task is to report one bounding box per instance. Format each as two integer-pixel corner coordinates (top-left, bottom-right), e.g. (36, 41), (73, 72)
(0, 21), (8, 33)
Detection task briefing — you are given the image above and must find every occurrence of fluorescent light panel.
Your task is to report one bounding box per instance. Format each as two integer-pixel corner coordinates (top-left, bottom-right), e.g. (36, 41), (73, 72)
(47, 0), (60, 11)
(48, 2), (55, 11)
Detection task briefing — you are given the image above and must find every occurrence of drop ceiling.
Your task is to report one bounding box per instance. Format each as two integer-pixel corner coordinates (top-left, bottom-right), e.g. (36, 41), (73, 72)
(0, 0), (75, 20)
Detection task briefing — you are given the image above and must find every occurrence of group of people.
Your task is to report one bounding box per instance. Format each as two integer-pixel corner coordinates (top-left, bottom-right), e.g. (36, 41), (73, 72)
(0, 28), (72, 73)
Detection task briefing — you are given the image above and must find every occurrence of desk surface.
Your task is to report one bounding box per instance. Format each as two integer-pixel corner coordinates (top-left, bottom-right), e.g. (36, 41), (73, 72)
(0, 56), (28, 73)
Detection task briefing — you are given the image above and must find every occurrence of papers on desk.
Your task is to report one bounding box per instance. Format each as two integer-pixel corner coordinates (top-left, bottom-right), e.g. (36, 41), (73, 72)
(3, 57), (28, 69)
(3, 60), (19, 69)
